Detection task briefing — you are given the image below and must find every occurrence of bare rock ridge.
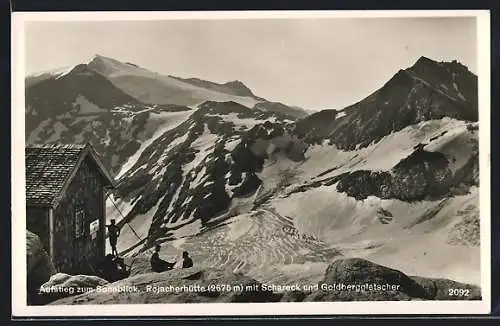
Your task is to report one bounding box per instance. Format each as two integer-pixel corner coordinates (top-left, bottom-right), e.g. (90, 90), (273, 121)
(168, 75), (262, 99)
(47, 258), (480, 305)
(294, 56), (477, 150)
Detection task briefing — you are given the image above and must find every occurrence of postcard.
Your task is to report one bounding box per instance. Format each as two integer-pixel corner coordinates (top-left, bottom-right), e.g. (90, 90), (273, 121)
(11, 9), (491, 317)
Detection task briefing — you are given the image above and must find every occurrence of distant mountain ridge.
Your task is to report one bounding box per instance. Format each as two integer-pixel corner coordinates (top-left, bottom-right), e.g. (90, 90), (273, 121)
(26, 54), (308, 118)
(168, 75), (263, 99)
(25, 54), (309, 175)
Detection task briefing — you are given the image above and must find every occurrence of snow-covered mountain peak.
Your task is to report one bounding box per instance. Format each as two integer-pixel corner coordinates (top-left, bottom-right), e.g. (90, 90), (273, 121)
(83, 53), (106, 63)
(85, 54), (149, 78)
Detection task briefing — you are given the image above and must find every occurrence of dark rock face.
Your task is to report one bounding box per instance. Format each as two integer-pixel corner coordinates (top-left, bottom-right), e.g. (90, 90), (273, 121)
(193, 182), (231, 223)
(294, 109), (338, 139)
(232, 142), (265, 174)
(232, 173), (262, 197)
(27, 231), (56, 305)
(306, 258), (481, 301)
(336, 170), (393, 200)
(407, 56), (478, 114)
(334, 148), (476, 201)
(294, 57), (478, 150)
(390, 149), (452, 200)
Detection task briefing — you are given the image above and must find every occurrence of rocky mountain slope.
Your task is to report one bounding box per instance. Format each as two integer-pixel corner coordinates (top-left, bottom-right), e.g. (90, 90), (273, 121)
(294, 56), (477, 150)
(25, 55), (481, 299)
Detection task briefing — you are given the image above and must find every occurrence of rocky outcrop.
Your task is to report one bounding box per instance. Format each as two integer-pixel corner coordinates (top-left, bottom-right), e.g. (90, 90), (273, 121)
(38, 273), (109, 304)
(304, 258), (481, 301)
(49, 267), (282, 305)
(45, 258), (480, 305)
(336, 170), (392, 200)
(335, 148), (476, 201)
(27, 230), (56, 305)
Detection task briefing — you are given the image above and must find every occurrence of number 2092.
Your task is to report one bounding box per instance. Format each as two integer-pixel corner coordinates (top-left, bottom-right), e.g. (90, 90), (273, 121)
(448, 288), (470, 297)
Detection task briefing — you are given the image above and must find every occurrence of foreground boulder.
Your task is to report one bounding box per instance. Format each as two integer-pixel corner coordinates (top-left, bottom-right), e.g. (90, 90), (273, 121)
(304, 258), (481, 301)
(49, 267), (282, 305)
(38, 273), (109, 304)
(27, 230), (56, 305)
(46, 258), (481, 304)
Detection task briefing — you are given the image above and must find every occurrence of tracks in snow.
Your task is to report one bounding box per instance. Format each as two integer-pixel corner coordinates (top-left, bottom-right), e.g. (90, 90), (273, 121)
(175, 207), (340, 285)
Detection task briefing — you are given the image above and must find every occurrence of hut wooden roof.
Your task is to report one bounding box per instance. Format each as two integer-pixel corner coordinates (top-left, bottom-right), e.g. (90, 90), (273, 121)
(25, 143), (115, 207)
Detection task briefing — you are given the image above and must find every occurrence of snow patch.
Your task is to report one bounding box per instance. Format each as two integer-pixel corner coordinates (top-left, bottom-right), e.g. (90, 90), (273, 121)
(182, 124), (218, 177)
(299, 118), (466, 181)
(30, 65), (74, 78)
(206, 113), (277, 130)
(170, 219), (202, 240)
(118, 119), (191, 179)
(226, 213), (255, 241)
(269, 182), (480, 285)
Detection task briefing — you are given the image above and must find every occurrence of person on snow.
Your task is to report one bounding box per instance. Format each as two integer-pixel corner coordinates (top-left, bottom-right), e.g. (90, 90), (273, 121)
(106, 219), (120, 256)
(150, 244), (176, 272)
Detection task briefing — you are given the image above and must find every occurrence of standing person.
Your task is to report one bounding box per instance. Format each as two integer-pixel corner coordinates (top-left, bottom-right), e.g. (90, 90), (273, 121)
(106, 219), (120, 256)
(181, 251), (193, 269)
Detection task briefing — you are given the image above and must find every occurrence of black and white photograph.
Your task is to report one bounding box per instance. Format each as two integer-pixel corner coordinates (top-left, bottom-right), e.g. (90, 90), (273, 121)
(12, 10), (491, 316)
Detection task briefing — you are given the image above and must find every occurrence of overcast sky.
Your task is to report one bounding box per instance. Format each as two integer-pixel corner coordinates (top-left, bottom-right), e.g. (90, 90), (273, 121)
(24, 17), (477, 110)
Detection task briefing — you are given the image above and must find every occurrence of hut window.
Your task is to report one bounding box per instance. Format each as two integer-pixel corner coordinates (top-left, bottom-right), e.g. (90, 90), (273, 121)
(75, 209), (86, 238)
